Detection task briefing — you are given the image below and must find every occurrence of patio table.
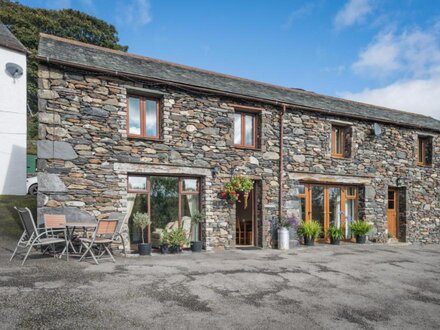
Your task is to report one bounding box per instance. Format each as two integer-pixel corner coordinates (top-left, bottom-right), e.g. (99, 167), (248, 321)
(63, 221), (97, 256)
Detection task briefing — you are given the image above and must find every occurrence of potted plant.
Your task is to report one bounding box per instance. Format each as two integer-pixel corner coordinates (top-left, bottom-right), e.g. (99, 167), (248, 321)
(220, 175), (253, 208)
(349, 220), (373, 244)
(297, 221), (322, 246)
(160, 232), (169, 254)
(327, 225), (344, 245)
(132, 212), (152, 256)
(166, 227), (189, 254)
(190, 211), (204, 252)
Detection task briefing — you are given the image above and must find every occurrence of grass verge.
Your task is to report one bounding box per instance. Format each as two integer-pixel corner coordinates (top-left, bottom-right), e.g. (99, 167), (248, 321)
(0, 195), (37, 239)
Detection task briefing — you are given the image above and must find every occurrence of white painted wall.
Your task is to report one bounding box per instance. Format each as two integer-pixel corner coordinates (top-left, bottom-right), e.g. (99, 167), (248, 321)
(0, 46), (27, 195)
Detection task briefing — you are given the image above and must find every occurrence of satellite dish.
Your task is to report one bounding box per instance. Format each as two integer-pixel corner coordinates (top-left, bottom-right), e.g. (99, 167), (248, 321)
(5, 62), (23, 79)
(372, 123), (382, 136)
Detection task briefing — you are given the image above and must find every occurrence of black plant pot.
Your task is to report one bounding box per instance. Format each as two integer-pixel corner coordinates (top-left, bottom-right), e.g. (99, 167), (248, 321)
(160, 244), (169, 254)
(191, 241), (203, 252)
(356, 235), (366, 244)
(330, 238), (340, 245)
(169, 245), (182, 254)
(138, 243), (151, 256)
(304, 236), (315, 246)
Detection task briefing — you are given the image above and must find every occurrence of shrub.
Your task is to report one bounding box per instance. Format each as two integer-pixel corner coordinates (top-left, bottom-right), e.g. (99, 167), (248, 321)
(191, 211), (205, 224)
(349, 220), (373, 236)
(297, 221), (322, 239)
(163, 227), (189, 248)
(132, 212), (151, 244)
(327, 225), (344, 240)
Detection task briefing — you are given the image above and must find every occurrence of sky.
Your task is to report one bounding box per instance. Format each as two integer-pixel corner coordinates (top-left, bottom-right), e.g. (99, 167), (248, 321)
(20, 0), (440, 120)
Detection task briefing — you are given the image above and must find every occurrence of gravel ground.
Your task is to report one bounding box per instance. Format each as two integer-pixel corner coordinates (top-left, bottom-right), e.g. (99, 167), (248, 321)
(1, 237), (439, 330)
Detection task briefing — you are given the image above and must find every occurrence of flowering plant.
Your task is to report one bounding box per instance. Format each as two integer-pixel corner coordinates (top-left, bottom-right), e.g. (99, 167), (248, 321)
(219, 175), (253, 207)
(278, 215), (299, 229)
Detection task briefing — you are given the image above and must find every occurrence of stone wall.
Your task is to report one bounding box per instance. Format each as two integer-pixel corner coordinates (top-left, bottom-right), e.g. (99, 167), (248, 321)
(37, 65), (281, 250)
(282, 111), (440, 243)
(37, 64), (440, 248)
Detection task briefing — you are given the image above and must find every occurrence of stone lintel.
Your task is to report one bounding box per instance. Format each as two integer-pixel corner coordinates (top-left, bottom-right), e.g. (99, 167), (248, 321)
(287, 172), (372, 185)
(114, 162), (213, 177)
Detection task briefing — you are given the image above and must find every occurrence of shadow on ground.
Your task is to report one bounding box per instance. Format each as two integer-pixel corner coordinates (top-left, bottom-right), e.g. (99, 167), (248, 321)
(1, 235), (439, 329)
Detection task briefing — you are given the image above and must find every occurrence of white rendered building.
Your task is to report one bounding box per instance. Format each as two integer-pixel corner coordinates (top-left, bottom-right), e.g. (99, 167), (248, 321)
(0, 23), (27, 195)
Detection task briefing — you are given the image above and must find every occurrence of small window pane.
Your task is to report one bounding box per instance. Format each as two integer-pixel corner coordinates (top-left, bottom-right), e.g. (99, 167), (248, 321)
(181, 194), (200, 240)
(128, 194), (149, 244)
(129, 97), (141, 135)
(347, 187), (356, 197)
(146, 99), (158, 137)
(182, 178), (198, 192)
(234, 113), (242, 144)
(335, 128), (342, 154)
(297, 185), (305, 195)
(245, 114), (254, 146)
(300, 198), (306, 222)
(128, 176), (147, 191)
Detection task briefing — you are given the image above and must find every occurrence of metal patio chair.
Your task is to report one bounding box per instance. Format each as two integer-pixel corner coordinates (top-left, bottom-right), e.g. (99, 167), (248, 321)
(106, 213), (127, 256)
(79, 219), (118, 265)
(10, 208), (68, 265)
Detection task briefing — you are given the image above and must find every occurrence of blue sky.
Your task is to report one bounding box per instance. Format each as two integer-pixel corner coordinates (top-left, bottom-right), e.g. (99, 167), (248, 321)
(21, 0), (440, 119)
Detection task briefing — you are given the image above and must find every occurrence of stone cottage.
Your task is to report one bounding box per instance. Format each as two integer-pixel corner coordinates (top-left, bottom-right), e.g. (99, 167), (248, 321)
(36, 34), (440, 251)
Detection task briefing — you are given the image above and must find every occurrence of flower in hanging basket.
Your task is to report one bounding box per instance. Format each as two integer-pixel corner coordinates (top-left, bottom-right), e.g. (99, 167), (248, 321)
(218, 191), (228, 199)
(220, 176), (253, 207)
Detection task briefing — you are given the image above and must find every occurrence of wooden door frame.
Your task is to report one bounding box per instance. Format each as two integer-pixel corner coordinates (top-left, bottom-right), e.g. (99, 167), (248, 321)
(387, 188), (399, 239)
(235, 181), (257, 246)
(300, 183), (358, 239)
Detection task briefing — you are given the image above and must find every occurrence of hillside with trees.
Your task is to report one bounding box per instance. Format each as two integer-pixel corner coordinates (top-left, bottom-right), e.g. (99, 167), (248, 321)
(0, 0), (127, 153)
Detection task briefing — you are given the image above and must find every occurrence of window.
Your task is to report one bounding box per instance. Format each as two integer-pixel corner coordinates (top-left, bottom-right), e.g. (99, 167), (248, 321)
(331, 125), (351, 158)
(234, 112), (256, 148)
(127, 95), (160, 139)
(417, 136), (433, 166)
(127, 175), (201, 246)
(296, 184), (358, 239)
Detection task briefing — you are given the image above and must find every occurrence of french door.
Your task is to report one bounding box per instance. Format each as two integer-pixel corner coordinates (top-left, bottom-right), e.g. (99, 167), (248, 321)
(298, 184), (358, 239)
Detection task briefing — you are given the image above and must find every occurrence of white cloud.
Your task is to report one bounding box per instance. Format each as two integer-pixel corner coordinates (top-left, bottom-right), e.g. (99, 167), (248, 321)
(341, 76), (440, 119)
(284, 2), (317, 29)
(352, 32), (401, 77)
(353, 29), (440, 78)
(345, 22), (440, 119)
(334, 0), (373, 29)
(116, 0), (152, 27)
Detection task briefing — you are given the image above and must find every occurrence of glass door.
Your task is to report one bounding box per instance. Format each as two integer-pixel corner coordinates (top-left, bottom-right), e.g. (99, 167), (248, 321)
(296, 184), (358, 241)
(311, 186), (325, 238)
(328, 187), (342, 229)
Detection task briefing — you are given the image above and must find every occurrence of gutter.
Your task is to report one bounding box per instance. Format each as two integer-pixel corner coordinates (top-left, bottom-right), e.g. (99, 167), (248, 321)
(37, 56), (440, 134)
(279, 104), (287, 221)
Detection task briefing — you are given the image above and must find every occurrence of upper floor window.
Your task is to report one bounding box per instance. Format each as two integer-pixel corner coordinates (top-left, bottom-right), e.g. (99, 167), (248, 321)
(417, 136), (433, 166)
(234, 112), (256, 148)
(128, 95), (160, 139)
(331, 125), (352, 158)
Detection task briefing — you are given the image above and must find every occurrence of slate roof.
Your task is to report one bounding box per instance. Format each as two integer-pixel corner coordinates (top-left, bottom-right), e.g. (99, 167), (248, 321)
(0, 23), (27, 54)
(37, 33), (440, 132)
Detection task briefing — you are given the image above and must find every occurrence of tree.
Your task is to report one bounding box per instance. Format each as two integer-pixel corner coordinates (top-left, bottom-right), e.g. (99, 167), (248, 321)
(0, 0), (128, 153)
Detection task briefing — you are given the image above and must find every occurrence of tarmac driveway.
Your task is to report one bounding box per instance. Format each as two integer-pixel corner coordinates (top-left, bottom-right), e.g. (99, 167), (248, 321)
(0, 239), (439, 330)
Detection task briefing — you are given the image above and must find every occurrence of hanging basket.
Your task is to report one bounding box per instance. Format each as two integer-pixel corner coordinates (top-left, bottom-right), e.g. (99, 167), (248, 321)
(221, 175), (253, 208)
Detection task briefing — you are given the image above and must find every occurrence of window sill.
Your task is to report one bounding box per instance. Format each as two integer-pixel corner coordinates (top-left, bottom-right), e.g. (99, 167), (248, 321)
(234, 145), (261, 151)
(331, 155), (351, 160)
(127, 135), (164, 142)
(417, 163), (433, 168)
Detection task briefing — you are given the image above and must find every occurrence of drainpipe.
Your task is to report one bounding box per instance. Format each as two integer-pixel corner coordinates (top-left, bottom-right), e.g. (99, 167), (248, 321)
(279, 104), (287, 221)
